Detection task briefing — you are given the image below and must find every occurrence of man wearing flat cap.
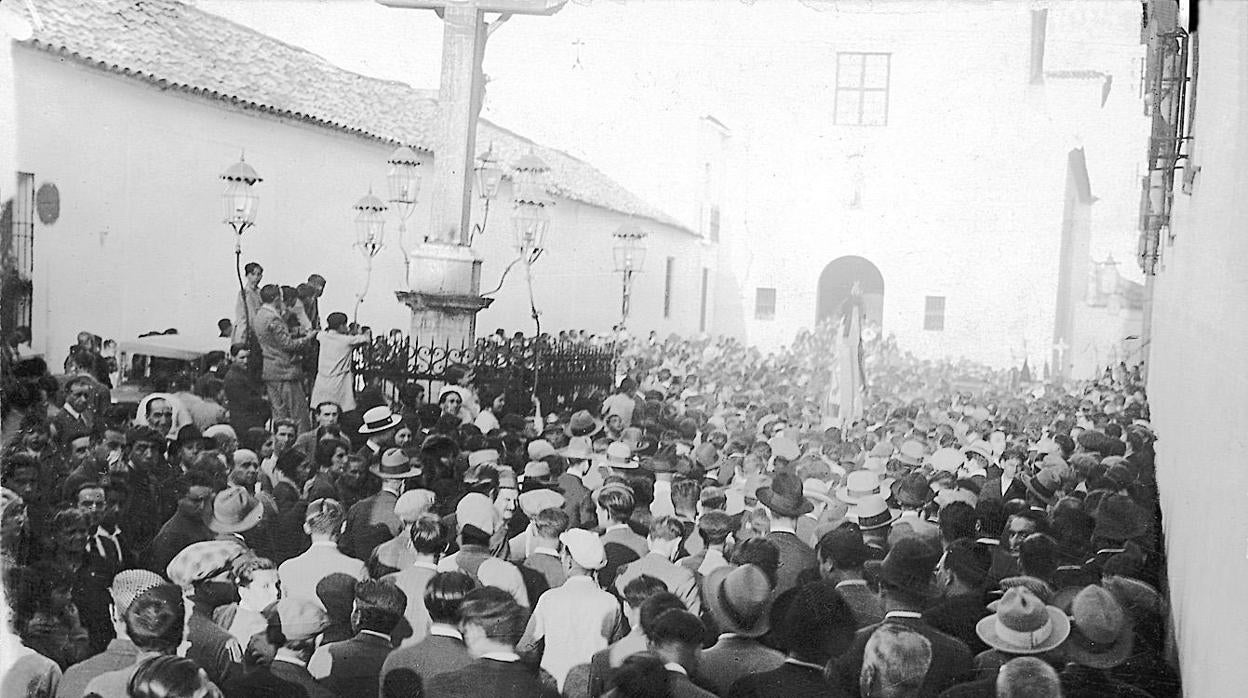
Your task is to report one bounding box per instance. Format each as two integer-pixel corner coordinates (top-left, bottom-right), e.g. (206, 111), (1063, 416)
(59, 569), (167, 698)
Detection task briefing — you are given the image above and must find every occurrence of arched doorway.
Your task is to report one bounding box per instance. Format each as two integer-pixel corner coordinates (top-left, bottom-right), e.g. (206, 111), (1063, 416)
(816, 256), (884, 327)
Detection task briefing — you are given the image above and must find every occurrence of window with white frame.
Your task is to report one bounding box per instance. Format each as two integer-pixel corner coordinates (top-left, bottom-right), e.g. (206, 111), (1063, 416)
(835, 52), (891, 126)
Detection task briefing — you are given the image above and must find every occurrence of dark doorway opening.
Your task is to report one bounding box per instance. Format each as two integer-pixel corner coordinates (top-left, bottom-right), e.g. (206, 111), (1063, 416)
(815, 256), (884, 327)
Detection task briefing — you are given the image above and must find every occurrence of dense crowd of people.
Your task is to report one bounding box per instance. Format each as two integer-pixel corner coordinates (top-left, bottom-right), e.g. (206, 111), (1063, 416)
(0, 269), (1175, 698)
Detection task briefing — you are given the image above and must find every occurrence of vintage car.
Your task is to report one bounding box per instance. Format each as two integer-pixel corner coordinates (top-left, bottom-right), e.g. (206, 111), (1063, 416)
(109, 335), (231, 412)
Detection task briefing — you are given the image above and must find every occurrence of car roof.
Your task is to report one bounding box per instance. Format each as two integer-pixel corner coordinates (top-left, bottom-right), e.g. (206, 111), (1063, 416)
(117, 335), (231, 361)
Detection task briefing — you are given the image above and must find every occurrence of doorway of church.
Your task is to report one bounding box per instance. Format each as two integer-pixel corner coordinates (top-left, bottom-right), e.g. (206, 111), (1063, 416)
(815, 256), (884, 328)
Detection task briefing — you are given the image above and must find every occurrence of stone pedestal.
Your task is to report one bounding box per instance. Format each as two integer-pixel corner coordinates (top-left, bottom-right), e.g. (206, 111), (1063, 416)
(396, 242), (493, 347)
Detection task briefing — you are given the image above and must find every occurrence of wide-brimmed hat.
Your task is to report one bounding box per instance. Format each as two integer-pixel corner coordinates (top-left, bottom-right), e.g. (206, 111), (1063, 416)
(1062, 585), (1134, 668)
(566, 410), (605, 438)
(975, 586), (1070, 654)
(853, 494), (898, 531)
(768, 435), (800, 461)
(208, 486), (264, 534)
(836, 470), (883, 505)
(560, 437), (595, 462)
(962, 440), (995, 461)
(619, 427), (654, 454)
(1024, 467), (1063, 505)
(1092, 494), (1147, 541)
(527, 440), (556, 460)
(878, 537), (940, 598)
(757, 472), (813, 517)
(467, 449), (500, 468)
(602, 441), (637, 469)
(370, 447), (421, 479)
(929, 447), (964, 473)
(803, 478), (835, 506)
(896, 440), (927, 467)
(891, 472), (932, 508)
(522, 460), (553, 482)
(359, 405), (403, 435)
(704, 564), (773, 637)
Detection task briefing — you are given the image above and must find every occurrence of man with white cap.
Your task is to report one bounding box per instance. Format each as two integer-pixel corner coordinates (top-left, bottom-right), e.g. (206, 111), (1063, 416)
(437, 493), (529, 607)
(58, 569), (167, 698)
(518, 529), (622, 691)
(368, 489), (436, 578)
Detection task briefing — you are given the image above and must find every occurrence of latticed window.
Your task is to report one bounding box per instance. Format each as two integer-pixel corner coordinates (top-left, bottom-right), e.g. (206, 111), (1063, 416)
(835, 53), (891, 126)
(755, 288), (776, 320)
(1, 173), (35, 334)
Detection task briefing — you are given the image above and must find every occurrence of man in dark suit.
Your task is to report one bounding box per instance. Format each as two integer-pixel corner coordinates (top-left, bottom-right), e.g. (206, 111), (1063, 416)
(425, 587), (558, 697)
(923, 539), (992, 655)
(226, 598), (333, 698)
(381, 572), (475, 698)
(53, 375), (100, 446)
(981, 446), (1027, 504)
(833, 537), (974, 696)
(815, 526), (884, 629)
(758, 472), (819, 597)
(555, 443), (596, 529)
(309, 579), (407, 698)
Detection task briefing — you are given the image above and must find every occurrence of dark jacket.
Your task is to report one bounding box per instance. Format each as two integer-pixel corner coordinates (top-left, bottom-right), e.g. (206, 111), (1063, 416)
(728, 662), (849, 698)
(923, 593), (991, 656)
(380, 634), (472, 698)
(764, 531), (819, 597)
(309, 631), (394, 698)
(425, 658), (559, 698)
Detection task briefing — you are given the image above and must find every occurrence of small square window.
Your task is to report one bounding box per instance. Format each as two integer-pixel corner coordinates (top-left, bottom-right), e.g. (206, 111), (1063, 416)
(835, 52), (891, 126)
(755, 288), (777, 320)
(924, 296), (946, 331)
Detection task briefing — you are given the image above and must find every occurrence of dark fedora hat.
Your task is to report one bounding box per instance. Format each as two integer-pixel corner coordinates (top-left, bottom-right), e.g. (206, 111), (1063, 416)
(1092, 494), (1147, 541)
(879, 537), (941, 598)
(757, 472), (814, 518)
(891, 472), (932, 508)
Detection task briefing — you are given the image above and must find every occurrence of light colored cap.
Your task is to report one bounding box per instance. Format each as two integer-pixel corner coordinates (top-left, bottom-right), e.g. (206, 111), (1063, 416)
(394, 490), (436, 523)
(559, 528), (606, 570)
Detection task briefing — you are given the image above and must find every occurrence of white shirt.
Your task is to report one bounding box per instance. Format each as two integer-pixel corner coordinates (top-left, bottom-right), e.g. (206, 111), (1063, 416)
(651, 479), (675, 518)
(697, 548), (730, 577)
(519, 575), (620, 691)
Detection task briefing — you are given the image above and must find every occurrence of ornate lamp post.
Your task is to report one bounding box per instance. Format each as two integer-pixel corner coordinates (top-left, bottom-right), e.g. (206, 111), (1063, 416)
(353, 189), (388, 324)
(612, 221), (648, 328)
(469, 143), (505, 244)
(221, 154), (261, 352)
(385, 146), (421, 286)
(510, 153), (553, 337)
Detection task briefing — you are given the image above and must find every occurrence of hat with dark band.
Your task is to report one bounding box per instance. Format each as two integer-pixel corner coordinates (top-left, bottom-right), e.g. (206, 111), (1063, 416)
(359, 406), (403, 435)
(371, 447), (421, 479)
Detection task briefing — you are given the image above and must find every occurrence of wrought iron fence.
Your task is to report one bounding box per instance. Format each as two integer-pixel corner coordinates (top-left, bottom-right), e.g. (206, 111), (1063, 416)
(352, 335), (615, 416)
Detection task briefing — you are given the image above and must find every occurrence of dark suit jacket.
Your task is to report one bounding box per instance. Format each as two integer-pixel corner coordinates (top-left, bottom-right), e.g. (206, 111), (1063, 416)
(698, 636), (786, 695)
(341, 490), (401, 560)
(834, 616), (974, 697)
(52, 407), (98, 446)
(923, 593), (990, 656)
(313, 631), (394, 698)
(765, 530), (819, 597)
(600, 525), (647, 589)
(221, 664), (314, 698)
(380, 634), (472, 698)
(426, 658), (558, 698)
(981, 477), (1027, 504)
(728, 662), (848, 698)
(269, 658), (334, 698)
(557, 473), (596, 530)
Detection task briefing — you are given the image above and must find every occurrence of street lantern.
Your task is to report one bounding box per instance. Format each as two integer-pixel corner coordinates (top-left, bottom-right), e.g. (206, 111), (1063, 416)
(221, 155), (261, 239)
(353, 189), (388, 258)
(612, 220), (648, 327)
(386, 146), (421, 285)
(474, 143), (504, 201)
(612, 221), (648, 273)
(385, 145), (422, 214)
(352, 189), (388, 324)
(511, 153), (553, 256)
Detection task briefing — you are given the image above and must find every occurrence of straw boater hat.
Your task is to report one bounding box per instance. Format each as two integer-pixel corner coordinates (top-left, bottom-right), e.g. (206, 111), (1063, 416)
(929, 447), (964, 473)
(853, 494), (898, 531)
(358, 405), (403, 435)
(975, 586), (1070, 655)
(836, 470), (883, 505)
(371, 448), (421, 479)
(895, 440), (927, 467)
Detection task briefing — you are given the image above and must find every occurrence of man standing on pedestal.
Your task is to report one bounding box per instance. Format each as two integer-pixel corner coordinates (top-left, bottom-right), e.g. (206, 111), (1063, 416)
(255, 284), (318, 432)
